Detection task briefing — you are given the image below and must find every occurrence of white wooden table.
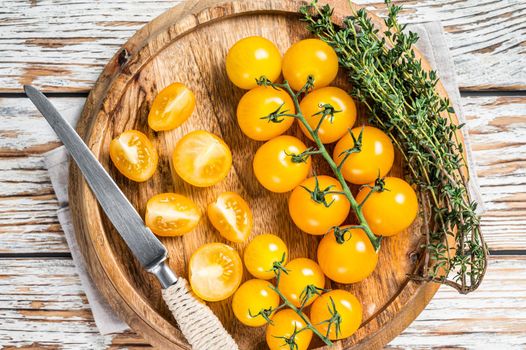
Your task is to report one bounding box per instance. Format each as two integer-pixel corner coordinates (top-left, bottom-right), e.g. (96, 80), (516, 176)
(1, 1), (525, 349)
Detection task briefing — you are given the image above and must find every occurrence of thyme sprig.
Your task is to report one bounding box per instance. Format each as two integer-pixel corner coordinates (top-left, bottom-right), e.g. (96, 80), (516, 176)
(299, 0), (487, 293)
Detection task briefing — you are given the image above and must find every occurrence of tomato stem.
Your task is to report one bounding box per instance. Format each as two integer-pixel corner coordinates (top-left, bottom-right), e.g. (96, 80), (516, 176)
(257, 77), (382, 252)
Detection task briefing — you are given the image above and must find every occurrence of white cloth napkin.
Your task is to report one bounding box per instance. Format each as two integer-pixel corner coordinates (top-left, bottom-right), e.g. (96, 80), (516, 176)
(43, 22), (484, 336)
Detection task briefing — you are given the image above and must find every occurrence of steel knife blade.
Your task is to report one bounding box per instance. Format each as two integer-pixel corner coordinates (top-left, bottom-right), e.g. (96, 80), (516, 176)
(24, 85), (175, 284)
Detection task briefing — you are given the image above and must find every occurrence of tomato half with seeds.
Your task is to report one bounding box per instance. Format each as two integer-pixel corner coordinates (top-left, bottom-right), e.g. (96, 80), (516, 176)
(207, 192), (252, 243)
(310, 290), (362, 340)
(278, 258), (325, 308)
(226, 36), (282, 90)
(232, 279), (280, 327)
(172, 130), (232, 187)
(244, 234), (288, 280)
(109, 130), (158, 182)
(333, 126), (394, 185)
(253, 135), (311, 193)
(237, 86), (295, 141)
(356, 177), (418, 236)
(266, 309), (313, 350)
(282, 39), (338, 91)
(188, 243), (243, 301)
(145, 193), (200, 236)
(148, 82), (195, 131)
(317, 226), (378, 283)
(299, 87), (357, 144)
(288, 176), (350, 235)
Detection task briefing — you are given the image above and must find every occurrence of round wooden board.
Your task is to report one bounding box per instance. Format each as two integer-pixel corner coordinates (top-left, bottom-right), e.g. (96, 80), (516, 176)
(69, 1), (456, 349)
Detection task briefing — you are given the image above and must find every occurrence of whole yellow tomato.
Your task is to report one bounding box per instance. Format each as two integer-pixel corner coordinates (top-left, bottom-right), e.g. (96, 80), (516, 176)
(145, 193), (201, 236)
(109, 130), (158, 182)
(253, 135), (311, 193)
(333, 126), (394, 185)
(207, 192), (252, 243)
(288, 176), (350, 235)
(232, 279), (280, 327)
(299, 87), (357, 144)
(279, 258), (325, 307)
(147, 82), (195, 131)
(226, 36), (282, 90)
(282, 39), (338, 91)
(310, 290), (363, 340)
(188, 243), (242, 302)
(317, 226), (378, 283)
(244, 234), (288, 280)
(237, 86), (295, 141)
(266, 309), (313, 350)
(172, 130), (232, 187)
(356, 177), (418, 236)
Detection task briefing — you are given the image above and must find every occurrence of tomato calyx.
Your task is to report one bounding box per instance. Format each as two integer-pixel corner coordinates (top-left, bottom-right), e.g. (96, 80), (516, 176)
(332, 226), (353, 244)
(300, 175), (338, 208)
(285, 147), (321, 164)
(260, 102), (289, 124)
(312, 103), (341, 130)
(299, 284), (329, 309)
(336, 126), (364, 170)
(271, 252), (289, 282)
(358, 176), (388, 207)
(323, 297), (344, 339)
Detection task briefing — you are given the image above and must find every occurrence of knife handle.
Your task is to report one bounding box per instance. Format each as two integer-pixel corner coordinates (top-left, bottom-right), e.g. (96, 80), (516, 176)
(162, 277), (239, 350)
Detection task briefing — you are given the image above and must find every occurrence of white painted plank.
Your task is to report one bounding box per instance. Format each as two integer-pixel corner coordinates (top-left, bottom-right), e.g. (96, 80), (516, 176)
(0, 256), (523, 349)
(0, 0), (524, 92)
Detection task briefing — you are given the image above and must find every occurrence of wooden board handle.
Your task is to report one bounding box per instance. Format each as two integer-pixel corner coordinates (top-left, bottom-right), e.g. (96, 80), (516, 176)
(161, 278), (239, 350)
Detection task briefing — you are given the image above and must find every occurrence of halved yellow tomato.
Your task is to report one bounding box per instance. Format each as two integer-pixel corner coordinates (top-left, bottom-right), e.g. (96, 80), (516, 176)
(148, 82), (195, 131)
(145, 193), (200, 236)
(109, 130), (158, 182)
(207, 192), (252, 243)
(188, 243), (243, 302)
(172, 130), (232, 187)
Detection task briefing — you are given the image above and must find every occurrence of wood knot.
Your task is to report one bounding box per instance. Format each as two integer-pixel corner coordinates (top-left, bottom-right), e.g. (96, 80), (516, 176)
(118, 48), (130, 67)
(409, 251), (419, 264)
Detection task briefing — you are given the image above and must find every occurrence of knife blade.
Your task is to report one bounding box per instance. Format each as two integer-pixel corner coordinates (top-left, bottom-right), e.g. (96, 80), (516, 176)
(23, 85), (174, 282)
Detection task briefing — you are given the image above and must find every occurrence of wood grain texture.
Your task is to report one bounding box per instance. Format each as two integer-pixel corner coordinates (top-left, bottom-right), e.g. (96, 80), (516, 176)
(66, 0), (472, 348)
(0, 256), (524, 349)
(1, 96), (524, 254)
(0, 0), (524, 92)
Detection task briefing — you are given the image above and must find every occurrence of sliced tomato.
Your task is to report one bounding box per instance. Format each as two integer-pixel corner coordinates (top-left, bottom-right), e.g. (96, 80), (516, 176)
(148, 82), (195, 131)
(145, 193), (200, 236)
(109, 130), (158, 182)
(172, 130), (232, 187)
(207, 192), (252, 243)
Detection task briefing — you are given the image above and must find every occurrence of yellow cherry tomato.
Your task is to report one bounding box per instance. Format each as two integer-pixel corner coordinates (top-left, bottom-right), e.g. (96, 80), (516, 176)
(147, 82), (195, 131)
(226, 36), (282, 90)
(207, 192), (252, 243)
(282, 39), (338, 91)
(232, 279), (280, 327)
(109, 130), (158, 182)
(188, 243), (243, 301)
(317, 226), (378, 283)
(237, 86), (295, 141)
(145, 193), (201, 236)
(266, 309), (313, 350)
(310, 290), (362, 340)
(244, 234), (288, 280)
(299, 87), (357, 144)
(356, 177), (419, 236)
(279, 258), (325, 307)
(253, 136), (311, 193)
(333, 126), (394, 185)
(172, 130), (232, 187)
(288, 176), (350, 235)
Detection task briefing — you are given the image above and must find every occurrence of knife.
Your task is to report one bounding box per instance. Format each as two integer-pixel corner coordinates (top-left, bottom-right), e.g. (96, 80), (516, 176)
(24, 85), (238, 350)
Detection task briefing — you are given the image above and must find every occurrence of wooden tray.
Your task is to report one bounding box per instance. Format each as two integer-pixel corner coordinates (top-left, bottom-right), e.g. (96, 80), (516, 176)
(70, 1), (456, 349)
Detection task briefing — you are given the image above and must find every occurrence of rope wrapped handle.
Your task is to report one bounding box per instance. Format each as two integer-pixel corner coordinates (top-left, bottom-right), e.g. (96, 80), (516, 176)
(161, 278), (239, 350)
